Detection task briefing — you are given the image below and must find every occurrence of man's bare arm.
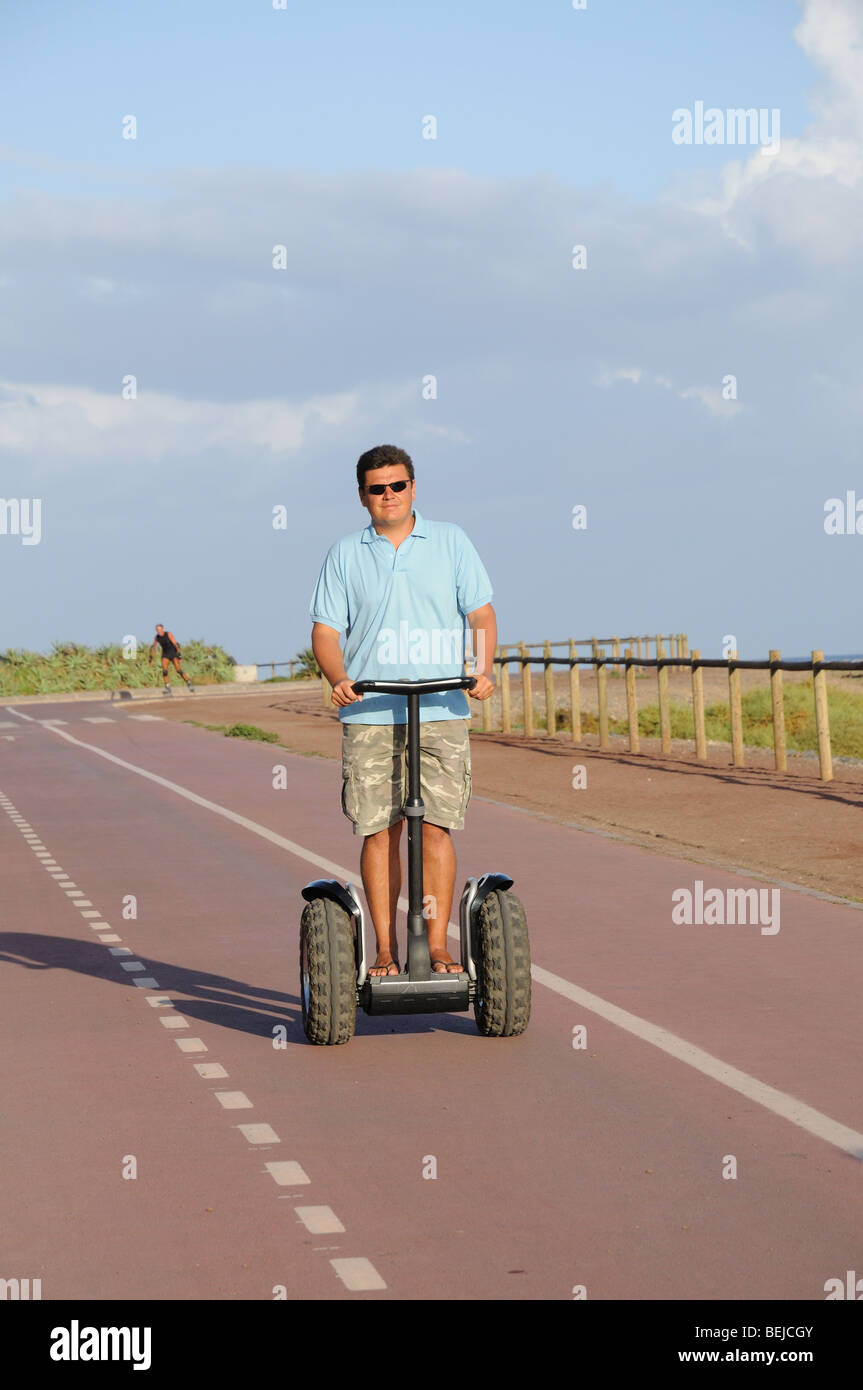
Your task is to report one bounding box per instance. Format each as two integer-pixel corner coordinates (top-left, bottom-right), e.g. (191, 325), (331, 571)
(312, 622), (361, 706)
(465, 603), (497, 698)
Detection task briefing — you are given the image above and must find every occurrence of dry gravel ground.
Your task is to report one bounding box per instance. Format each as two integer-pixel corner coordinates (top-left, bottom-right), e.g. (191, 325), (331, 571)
(153, 676), (863, 904)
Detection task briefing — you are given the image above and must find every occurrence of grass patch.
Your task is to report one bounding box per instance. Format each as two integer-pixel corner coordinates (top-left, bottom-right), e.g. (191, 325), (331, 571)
(527, 682), (863, 758)
(185, 719), (281, 744)
(224, 723), (281, 743)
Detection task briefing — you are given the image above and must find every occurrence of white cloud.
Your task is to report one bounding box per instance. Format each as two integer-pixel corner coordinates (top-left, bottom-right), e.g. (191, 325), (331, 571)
(596, 367), (642, 387)
(680, 0), (863, 254)
(0, 379), (373, 460)
(596, 367), (743, 417)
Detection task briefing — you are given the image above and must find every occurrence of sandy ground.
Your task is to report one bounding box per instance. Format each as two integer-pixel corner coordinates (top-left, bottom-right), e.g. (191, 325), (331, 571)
(152, 677), (863, 903)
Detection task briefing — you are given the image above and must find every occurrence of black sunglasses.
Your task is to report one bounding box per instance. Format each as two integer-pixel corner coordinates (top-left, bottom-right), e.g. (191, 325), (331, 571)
(365, 479), (410, 495)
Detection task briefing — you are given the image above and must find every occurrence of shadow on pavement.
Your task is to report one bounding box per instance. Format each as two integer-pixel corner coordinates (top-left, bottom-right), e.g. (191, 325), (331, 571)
(0, 933), (481, 1043)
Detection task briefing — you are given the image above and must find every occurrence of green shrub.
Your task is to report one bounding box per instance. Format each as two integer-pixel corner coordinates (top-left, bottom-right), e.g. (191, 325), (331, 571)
(0, 638), (236, 695)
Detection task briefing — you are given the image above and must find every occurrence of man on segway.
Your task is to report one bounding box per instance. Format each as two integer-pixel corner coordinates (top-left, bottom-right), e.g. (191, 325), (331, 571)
(309, 444), (497, 979)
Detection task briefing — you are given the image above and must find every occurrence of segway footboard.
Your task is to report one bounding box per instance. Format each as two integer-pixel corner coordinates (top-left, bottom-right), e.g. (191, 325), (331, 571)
(363, 975), (470, 1015)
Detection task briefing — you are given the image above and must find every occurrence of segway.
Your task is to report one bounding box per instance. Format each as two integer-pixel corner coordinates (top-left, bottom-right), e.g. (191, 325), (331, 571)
(299, 676), (531, 1045)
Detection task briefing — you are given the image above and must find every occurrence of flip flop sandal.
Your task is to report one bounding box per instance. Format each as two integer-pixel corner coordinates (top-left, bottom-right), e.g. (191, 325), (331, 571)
(369, 959), (401, 977)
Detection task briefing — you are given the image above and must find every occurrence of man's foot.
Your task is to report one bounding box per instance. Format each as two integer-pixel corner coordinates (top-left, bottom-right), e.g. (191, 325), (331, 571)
(162, 687), (173, 696)
(187, 683), (195, 692)
(368, 952), (400, 977)
(430, 950), (464, 974)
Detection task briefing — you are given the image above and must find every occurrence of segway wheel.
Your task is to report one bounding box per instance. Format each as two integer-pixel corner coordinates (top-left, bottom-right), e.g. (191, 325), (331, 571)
(299, 896), (357, 1045)
(473, 888), (531, 1037)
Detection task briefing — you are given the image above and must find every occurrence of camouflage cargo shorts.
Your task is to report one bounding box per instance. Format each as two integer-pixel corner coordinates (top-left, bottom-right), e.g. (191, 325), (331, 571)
(341, 719), (472, 836)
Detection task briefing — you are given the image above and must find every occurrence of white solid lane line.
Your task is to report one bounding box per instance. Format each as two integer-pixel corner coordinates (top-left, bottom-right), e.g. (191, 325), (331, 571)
(34, 721), (863, 1162)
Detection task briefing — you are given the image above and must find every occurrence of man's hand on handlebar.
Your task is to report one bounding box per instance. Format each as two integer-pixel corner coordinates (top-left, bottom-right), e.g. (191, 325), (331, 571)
(331, 678), (362, 708)
(467, 674), (495, 700)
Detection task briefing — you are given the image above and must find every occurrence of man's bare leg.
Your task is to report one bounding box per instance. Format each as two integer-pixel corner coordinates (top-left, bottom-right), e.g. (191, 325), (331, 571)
(422, 822), (462, 973)
(360, 822), (403, 975)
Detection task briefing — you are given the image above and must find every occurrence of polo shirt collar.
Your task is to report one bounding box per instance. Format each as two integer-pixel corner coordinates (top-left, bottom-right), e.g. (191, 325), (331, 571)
(362, 507), (428, 542)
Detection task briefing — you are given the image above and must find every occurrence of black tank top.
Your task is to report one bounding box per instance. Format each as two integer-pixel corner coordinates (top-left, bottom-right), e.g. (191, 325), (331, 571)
(156, 633), (178, 655)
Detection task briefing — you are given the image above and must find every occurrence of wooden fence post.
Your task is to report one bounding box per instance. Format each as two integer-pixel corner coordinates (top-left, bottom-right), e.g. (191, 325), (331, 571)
(657, 635), (671, 754)
(544, 639), (556, 735)
(501, 647), (511, 735)
(520, 642), (533, 739)
(728, 650), (744, 766)
(812, 649), (833, 783)
(321, 673), (332, 708)
(691, 649), (706, 761)
(597, 653), (609, 748)
(625, 647), (639, 753)
(569, 638), (581, 741)
(769, 649), (786, 773)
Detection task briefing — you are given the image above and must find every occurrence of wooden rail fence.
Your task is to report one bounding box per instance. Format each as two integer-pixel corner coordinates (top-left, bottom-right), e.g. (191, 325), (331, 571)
(318, 633), (859, 782)
(480, 644), (858, 784)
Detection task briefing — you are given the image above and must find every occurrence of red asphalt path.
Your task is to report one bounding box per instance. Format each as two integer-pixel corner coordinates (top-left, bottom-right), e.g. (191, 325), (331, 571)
(1, 699), (861, 1301)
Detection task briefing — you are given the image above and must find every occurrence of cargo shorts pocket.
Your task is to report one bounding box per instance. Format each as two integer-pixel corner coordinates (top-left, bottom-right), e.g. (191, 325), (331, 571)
(341, 766), (358, 823)
(460, 767), (472, 818)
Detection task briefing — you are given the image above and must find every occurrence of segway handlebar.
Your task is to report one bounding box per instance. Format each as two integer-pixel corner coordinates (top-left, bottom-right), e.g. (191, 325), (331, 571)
(351, 676), (477, 697)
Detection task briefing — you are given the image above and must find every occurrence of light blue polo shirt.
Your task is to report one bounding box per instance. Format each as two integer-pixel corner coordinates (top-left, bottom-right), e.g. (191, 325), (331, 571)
(309, 508), (493, 724)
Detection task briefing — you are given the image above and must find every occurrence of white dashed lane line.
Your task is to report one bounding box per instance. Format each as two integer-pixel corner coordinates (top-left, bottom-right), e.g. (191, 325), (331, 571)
(1, 781), (385, 1295)
(214, 1092), (253, 1110)
(331, 1258), (387, 1292)
(266, 1162), (311, 1186)
(295, 1207), (345, 1235)
(238, 1124), (279, 1145)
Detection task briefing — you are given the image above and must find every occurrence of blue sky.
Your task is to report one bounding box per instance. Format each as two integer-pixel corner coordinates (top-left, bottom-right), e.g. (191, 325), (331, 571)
(1, 0), (811, 197)
(1, 0), (861, 665)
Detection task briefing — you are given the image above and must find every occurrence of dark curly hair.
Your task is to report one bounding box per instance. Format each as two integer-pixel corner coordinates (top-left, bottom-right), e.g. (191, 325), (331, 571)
(356, 444), (415, 489)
